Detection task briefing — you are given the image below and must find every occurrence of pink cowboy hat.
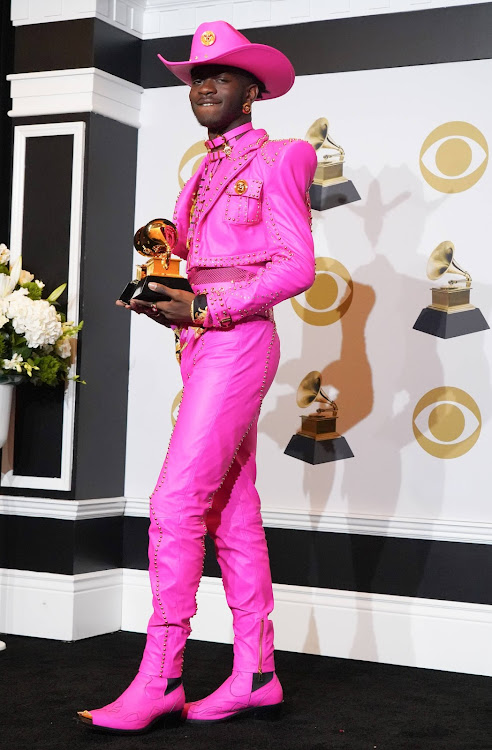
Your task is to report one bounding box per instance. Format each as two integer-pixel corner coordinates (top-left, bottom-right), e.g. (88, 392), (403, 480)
(157, 21), (295, 100)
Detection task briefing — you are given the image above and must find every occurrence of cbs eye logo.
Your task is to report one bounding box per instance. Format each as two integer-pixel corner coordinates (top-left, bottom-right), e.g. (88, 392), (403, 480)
(413, 386), (481, 459)
(419, 122), (488, 193)
(171, 388), (183, 426)
(291, 257), (353, 326)
(178, 142), (207, 188)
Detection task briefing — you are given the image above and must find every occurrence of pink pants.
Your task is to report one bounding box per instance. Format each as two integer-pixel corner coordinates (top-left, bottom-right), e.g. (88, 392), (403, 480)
(139, 316), (280, 678)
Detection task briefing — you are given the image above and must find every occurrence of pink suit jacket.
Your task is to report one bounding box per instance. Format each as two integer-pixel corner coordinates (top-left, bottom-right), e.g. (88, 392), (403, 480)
(172, 128), (317, 329)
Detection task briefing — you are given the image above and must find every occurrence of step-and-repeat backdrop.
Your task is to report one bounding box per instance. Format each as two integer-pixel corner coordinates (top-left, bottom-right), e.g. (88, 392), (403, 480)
(126, 58), (491, 530)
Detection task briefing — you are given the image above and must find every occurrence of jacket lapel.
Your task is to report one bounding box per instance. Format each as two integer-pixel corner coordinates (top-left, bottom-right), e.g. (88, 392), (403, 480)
(174, 165), (206, 237)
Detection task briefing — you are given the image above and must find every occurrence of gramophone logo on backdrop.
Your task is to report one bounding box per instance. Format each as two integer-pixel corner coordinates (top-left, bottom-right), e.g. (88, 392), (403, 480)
(284, 371), (353, 464)
(413, 241), (489, 338)
(178, 142), (207, 188)
(419, 122), (488, 193)
(306, 118), (360, 210)
(291, 257), (353, 325)
(413, 387), (481, 458)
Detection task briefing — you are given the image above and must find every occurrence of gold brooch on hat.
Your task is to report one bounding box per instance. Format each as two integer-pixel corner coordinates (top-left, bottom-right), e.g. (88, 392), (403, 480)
(201, 31), (216, 46)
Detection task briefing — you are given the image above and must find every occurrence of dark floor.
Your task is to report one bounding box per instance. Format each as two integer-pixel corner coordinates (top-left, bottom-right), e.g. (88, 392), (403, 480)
(0, 631), (490, 750)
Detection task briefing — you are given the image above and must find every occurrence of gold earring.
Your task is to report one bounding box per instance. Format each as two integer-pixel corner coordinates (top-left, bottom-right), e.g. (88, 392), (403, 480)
(242, 102), (251, 114)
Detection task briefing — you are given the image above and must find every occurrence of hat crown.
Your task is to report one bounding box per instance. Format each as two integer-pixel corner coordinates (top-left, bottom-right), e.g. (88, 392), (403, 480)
(189, 21), (251, 67)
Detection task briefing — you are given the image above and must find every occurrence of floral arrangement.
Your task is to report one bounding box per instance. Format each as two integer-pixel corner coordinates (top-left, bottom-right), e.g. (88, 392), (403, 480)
(0, 243), (83, 387)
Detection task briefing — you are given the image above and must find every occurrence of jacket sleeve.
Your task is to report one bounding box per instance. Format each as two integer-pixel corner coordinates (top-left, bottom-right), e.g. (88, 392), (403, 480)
(203, 139), (317, 328)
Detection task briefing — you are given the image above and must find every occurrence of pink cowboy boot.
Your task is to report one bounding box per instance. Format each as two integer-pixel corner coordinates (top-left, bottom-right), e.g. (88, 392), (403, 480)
(184, 670), (283, 723)
(77, 673), (184, 734)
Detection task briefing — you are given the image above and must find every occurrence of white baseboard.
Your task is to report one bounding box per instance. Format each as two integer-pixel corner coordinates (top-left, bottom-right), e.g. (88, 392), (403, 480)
(0, 496), (125, 520)
(2, 567), (490, 677)
(122, 569), (492, 677)
(0, 568), (122, 641)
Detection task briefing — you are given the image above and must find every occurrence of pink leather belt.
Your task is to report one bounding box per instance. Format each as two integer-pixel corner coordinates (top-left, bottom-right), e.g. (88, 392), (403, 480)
(188, 267), (256, 287)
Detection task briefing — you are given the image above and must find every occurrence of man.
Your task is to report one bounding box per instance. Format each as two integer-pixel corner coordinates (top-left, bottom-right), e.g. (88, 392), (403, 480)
(78, 20), (317, 734)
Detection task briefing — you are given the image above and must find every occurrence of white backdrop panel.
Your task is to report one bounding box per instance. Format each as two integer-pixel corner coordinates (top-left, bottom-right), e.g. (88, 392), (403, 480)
(126, 59), (492, 528)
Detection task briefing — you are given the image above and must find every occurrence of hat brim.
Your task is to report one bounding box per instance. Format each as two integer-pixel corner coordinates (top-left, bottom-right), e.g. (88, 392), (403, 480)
(158, 44), (295, 100)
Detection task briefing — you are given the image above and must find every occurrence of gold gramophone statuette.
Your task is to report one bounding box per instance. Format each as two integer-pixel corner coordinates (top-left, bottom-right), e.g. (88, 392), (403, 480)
(296, 370), (340, 440)
(119, 218), (192, 304)
(413, 241), (489, 338)
(427, 241), (472, 311)
(284, 371), (354, 464)
(306, 117), (345, 184)
(305, 118), (360, 211)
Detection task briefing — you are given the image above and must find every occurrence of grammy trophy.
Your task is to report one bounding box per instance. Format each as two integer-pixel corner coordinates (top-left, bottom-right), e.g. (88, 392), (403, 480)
(119, 218), (192, 304)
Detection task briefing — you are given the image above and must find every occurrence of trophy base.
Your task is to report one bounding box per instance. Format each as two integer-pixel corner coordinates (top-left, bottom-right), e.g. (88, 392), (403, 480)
(413, 306), (489, 338)
(284, 434), (354, 464)
(119, 280), (139, 304)
(120, 275), (193, 304)
(309, 179), (360, 211)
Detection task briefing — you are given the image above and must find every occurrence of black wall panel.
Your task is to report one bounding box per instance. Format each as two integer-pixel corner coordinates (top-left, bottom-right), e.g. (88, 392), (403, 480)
(0, 515), (122, 574)
(121, 517), (492, 606)
(72, 113), (136, 500)
(14, 18), (141, 85)
(0, 111), (135, 497)
(0, 1), (14, 242)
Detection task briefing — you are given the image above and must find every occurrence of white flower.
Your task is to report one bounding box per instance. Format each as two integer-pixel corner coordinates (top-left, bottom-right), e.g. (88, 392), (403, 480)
(3, 353), (23, 372)
(0, 244), (10, 265)
(34, 280), (45, 289)
(55, 337), (71, 359)
(19, 270), (34, 285)
(0, 314), (8, 328)
(7, 295), (62, 349)
(0, 257), (22, 299)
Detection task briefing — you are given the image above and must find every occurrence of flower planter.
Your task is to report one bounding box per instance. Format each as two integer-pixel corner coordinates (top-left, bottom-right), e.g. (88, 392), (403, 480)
(0, 383), (13, 449)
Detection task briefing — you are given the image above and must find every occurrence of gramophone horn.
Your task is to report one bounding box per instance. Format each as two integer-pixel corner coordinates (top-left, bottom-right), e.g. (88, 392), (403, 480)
(296, 370), (334, 409)
(134, 218), (178, 258)
(427, 241), (472, 283)
(305, 118), (329, 151)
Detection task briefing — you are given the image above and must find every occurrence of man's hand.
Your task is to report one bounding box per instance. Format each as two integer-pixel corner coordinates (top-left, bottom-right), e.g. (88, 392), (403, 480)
(115, 284), (195, 326)
(115, 297), (171, 325)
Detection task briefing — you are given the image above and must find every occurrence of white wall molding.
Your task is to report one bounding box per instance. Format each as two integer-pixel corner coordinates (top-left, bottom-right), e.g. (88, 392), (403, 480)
(0, 496), (125, 520)
(1, 492), (489, 542)
(260, 508), (492, 546)
(0, 568), (122, 640)
(11, 0), (147, 36)
(1, 121), (85, 492)
(10, 0), (486, 40)
(7, 68), (144, 129)
(123, 496), (492, 545)
(122, 569), (492, 677)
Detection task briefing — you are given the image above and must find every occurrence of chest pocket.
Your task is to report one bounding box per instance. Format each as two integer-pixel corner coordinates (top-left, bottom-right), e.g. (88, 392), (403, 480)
(224, 178), (262, 225)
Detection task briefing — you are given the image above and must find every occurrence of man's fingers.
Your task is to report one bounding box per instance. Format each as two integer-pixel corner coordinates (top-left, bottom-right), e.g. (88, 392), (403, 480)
(148, 282), (181, 300)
